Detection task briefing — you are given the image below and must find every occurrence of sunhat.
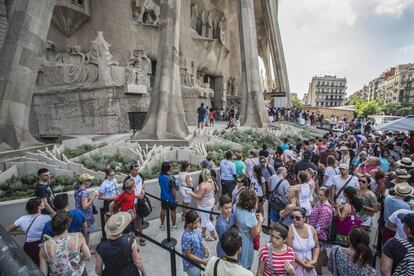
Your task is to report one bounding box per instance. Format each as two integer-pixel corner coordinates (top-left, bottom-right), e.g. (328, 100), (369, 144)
(105, 212), (132, 236)
(396, 157), (414, 169)
(79, 173), (94, 182)
(394, 182), (414, 197)
(393, 168), (411, 179)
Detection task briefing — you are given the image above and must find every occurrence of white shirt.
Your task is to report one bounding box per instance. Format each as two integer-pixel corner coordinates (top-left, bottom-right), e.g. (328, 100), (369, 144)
(324, 166), (339, 188)
(15, 214), (51, 242)
(388, 209), (414, 240)
(130, 174), (143, 204)
(333, 175), (359, 204)
(251, 176), (265, 197)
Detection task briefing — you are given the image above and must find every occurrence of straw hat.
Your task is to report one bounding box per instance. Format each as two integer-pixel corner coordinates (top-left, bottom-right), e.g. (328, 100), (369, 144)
(394, 182), (414, 197)
(396, 157), (414, 169)
(340, 146), (349, 151)
(79, 173), (94, 182)
(393, 168), (411, 179)
(105, 212), (132, 236)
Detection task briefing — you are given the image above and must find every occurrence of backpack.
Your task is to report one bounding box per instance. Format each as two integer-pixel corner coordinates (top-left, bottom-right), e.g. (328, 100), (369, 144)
(273, 157), (283, 170)
(136, 195), (152, 218)
(168, 175), (180, 191)
(268, 179), (289, 212)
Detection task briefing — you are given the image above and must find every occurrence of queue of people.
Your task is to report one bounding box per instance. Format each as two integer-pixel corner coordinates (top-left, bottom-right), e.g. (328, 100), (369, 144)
(4, 123), (414, 276)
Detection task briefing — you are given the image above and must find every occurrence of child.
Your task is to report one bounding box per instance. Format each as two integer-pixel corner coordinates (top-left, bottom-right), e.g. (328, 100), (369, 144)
(179, 161), (193, 220)
(181, 210), (209, 276)
(215, 195), (236, 257)
(109, 178), (135, 235)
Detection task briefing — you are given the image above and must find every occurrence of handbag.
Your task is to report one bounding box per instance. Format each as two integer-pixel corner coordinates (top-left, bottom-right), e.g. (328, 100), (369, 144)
(136, 195), (152, 218)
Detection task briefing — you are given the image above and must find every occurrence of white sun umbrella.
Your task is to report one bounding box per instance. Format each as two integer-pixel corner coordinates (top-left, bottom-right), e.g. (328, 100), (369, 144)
(375, 115), (414, 132)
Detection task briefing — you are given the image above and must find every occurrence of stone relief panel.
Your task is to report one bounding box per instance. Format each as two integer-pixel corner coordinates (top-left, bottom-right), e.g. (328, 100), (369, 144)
(227, 77), (239, 96)
(191, 3), (226, 44)
(52, 0), (91, 37)
(36, 31), (125, 92)
(125, 49), (152, 94)
(132, 0), (160, 25)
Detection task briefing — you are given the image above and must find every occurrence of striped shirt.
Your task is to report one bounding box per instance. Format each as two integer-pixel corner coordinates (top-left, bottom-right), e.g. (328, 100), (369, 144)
(259, 245), (295, 276)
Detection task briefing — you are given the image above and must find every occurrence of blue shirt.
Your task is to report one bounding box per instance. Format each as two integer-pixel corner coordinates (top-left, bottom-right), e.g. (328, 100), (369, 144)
(384, 195), (410, 224)
(234, 206), (258, 269)
(99, 179), (119, 198)
(234, 160), (246, 177)
(220, 159), (236, 181)
(181, 230), (205, 271)
(281, 143), (289, 151)
(42, 209), (86, 237)
(159, 173), (175, 202)
(379, 157), (390, 173)
(215, 214), (236, 257)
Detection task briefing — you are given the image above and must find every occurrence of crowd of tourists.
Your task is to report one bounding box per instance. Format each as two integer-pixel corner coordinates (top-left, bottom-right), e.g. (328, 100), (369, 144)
(5, 121), (414, 275)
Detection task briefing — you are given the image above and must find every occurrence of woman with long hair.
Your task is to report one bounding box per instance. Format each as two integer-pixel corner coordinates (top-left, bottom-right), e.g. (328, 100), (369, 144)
(309, 187), (333, 274)
(287, 208), (320, 276)
(297, 171), (312, 217)
(257, 224), (296, 276)
(328, 227), (375, 275)
(73, 173), (98, 248)
(181, 210), (209, 276)
(40, 211), (91, 275)
(279, 186), (300, 227)
(7, 198), (51, 266)
(356, 174), (378, 231)
(323, 155), (339, 188)
(251, 165), (266, 213)
(334, 186), (363, 246)
(234, 187), (264, 269)
(187, 169), (217, 241)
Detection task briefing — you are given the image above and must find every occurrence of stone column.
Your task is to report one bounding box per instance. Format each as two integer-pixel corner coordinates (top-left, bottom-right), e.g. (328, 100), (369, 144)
(237, 0), (270, 128)
(0, 0), (8, 49)
(263, 0), (291, 106)
(0, 0), (55, 149)
(134, 0), (189, 140)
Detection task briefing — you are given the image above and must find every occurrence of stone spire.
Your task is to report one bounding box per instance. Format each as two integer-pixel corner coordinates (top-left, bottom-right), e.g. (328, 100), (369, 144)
(263, 0), (291, 106)
(237, 0), (271, 128)
(134, 0), (189, 140)
(0, 0), (55, 149)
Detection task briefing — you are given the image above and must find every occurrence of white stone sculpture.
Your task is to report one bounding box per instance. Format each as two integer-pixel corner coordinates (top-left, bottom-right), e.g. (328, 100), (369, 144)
(206, 11), (213, 38)
(88, 31), (118, 85)
(191, 4), (198, 30)
(135, 0), (160, 25)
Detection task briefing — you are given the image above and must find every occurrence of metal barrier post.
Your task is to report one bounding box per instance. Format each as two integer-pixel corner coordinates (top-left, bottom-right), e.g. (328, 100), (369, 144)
(170, 246), (177, 276)
(162, 202), (177, 247)
(262, 201), (272, 235)
(100, 207), (107, 241)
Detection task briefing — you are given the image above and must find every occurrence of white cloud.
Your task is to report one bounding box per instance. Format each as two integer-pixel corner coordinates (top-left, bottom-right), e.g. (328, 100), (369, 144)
(400, 45), (414, 52)
(375, 0), (414, 16)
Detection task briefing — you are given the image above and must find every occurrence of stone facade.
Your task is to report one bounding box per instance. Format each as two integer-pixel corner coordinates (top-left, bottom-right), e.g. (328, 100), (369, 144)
(0, 0), (291, 147)
(306, 75), (347, 108)
(352, 63), (414, 105)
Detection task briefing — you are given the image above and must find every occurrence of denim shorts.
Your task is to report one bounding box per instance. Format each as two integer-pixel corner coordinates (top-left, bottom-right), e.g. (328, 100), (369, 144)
(186, 266), (201, 276)
(87, 223), (95, 233)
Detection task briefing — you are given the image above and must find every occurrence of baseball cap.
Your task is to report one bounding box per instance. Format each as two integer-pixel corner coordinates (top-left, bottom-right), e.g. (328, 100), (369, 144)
(339, 163), (349, 170)
(303, 151), (312, 158)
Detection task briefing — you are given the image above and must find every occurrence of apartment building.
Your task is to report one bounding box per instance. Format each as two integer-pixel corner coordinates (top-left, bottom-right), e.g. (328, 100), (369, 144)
(306, 75), (346, 107)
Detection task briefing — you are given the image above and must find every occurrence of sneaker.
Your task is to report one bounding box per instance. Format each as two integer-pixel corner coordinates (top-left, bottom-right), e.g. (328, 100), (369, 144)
(172, 225), (178, 230)
(159, 224), (166, 231)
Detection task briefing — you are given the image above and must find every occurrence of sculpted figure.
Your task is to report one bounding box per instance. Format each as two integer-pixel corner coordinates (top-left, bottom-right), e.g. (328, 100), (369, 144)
(218, 18), (226, 44)
(136, 0), (160, 25)
(191, 4), (198, 30)
(206, 11), (213, 38)
(88, 31), (117, 85)
(200, 11), (206, 37)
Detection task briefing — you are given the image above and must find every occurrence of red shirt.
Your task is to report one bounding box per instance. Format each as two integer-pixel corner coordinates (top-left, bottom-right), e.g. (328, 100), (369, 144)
(259, 245), (295, 276)
(114, 190), (136, 218)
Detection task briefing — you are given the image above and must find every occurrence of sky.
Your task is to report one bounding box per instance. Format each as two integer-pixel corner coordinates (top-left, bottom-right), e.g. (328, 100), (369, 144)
(268, 0), (414, 99)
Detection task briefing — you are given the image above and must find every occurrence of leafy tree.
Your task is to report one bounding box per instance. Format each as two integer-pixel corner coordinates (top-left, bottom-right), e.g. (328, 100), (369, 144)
(350, 97), (383, 118)
(291, 94), (303, 108)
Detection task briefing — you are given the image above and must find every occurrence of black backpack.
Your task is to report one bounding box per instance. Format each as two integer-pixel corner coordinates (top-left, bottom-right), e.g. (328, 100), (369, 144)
(268, 179), (289, 213)
(136, 195), (152, 218)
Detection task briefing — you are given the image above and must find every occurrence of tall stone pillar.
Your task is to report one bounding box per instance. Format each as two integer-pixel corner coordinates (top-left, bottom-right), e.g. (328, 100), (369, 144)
(134, 0), (189, 141)
(262, 43), (274, 91)
(0, 0), (55, 149)
(263, 0), (291, 106)
(238, 0), (270, 128)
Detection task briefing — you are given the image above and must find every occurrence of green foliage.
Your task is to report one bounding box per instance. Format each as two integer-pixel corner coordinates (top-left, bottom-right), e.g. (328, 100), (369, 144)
(77, 154), (134, 174)
(63, 143), (107, 159)
(351, 97), (383, 118)
(292, 94), (303, 108)
(383, 102), (414, 116)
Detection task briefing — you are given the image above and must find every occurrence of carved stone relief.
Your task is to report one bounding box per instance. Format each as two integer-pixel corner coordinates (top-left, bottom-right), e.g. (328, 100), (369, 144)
(133, 0), (160, 25)
(191, 5), (225, 44)
(36, 31), (125, 91)
(125, 49), (152, 94)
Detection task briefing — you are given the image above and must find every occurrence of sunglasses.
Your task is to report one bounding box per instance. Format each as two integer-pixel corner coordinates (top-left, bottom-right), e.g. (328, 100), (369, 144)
(293, 216), (303, 221)
(358, 179), (367, 183)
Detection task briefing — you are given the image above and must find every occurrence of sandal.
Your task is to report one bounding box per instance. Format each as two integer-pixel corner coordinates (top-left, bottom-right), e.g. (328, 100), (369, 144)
(90, 249), (97, 255)
(205, 236), (216, 241)
(140, 239), (146, 246)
